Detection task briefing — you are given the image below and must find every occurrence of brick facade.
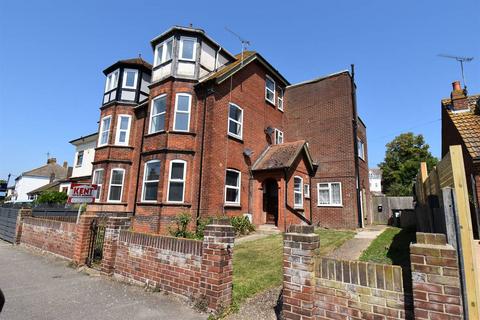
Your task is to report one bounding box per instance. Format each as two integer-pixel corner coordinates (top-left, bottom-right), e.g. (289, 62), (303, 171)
(86, 26), (370, 232)
(282, 225), (464, 320)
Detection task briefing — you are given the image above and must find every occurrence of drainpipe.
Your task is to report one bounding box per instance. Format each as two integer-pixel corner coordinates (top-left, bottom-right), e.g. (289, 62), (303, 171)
(284, 168), (288, 232)
(309, 174), (313, 224)
(196, 86), (213, 225)
(350, 64), (362, 228)
(132, 107), (147, 216)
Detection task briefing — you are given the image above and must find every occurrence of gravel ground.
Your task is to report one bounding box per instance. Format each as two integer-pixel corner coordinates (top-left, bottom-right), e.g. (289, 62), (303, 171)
(225, 287), (283, 320)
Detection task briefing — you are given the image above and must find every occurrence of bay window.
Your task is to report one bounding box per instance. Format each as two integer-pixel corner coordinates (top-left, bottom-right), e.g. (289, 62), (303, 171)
(98, 116), (112, 146)
(149, 94), (167, 133)
(154, 37), (173, 66)
(122, 69), (138, 89)
(108, 169), (125, 202)
(92, 169), (104, 201)
(179, 37), (196, 61)
(105, 69), (119, 92)
(142, 160), (160, 202)
(167, 160), (186, 202)
(173, 93), (191, 132)
(115, 115), (131, 145)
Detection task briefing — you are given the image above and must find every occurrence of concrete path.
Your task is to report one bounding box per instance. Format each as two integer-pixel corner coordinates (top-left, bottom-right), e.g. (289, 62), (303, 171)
(326, 225), (387, 260)
(0, 241), (206, 320)
(234, 225), (281, 244)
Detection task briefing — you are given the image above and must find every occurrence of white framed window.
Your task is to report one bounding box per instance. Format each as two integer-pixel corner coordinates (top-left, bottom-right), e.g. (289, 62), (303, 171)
(179, 36), (196, 61)
(265, 75), (275, 104)
(357, 138), (365, 160)
(167, 160), (186, 203)
(149, 94), (167, 134)
(317, 182), (342, 206)
(115, 115), (132, 146)
(225, 169), (241, 205)
(108, 168), (125, 202)
(173, 93), (191, 132)
(98, 116), (112, 146)
(278, 87), (284, 111)
(304, 184), (310, 198)
(154, 37), (174, 66)
(92, 169), (104, 201)
(105, 69), (119, 92)
(75, 150), (84, 167)
(122, 69), (138, 89)
(294, 176), (303, 208)
(274, 128), (284, 144)
(141, 160), (160, 202)
(228, 103), (243, 139)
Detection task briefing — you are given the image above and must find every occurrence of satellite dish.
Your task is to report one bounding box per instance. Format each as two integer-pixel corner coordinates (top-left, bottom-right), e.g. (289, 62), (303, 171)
(265, 126), (274, 135)
(243, 148), (253, 157)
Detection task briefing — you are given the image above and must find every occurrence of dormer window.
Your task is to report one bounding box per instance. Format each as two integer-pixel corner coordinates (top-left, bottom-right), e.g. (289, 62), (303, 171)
(105, 69), (119, 92)
(265, 75), (275, 104)
(122, 69), (138, 89)
(154, 37), (173, 66)
(179, 37), (196, 61)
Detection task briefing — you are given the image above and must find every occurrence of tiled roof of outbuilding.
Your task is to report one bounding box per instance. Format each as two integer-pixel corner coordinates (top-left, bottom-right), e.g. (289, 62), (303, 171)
(443, 94), (480, 159)
(252, 140), (314, 173)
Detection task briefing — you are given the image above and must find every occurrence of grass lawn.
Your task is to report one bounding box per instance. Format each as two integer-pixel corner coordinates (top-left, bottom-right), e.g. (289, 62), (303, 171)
(232, 228), (354, 308)
(359, 227), (416, 266)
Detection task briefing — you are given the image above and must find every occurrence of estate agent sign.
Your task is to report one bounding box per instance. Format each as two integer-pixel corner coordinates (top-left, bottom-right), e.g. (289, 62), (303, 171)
(67, 183), (97, 204)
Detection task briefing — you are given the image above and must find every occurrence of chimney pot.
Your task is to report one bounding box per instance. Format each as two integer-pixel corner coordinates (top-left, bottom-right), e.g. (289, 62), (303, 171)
(47, 158), (57, 164)
(452, 81), (462, 92)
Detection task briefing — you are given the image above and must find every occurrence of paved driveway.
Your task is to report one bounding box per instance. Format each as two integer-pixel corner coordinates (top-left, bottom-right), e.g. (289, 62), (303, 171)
(0, 241), (206, 320)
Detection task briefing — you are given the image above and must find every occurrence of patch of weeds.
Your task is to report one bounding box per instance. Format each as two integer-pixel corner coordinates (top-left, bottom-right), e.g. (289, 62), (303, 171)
(193, 295), (209, 313)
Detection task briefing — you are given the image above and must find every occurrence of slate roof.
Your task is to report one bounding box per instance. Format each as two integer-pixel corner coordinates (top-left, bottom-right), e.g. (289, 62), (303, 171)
(103, 57), (152, 75)
(202, 50), (289, 85)
(19, 162), (69, 180)
(443, 94), (480, 159)
(252, 140), (314, 173)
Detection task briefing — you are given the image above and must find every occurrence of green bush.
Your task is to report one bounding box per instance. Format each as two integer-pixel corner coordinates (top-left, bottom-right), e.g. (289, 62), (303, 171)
(231, 216), (255, 236)
(168, 212), (194, 238)
(194, 216), (213, 239)
(36, 191), (68, 205)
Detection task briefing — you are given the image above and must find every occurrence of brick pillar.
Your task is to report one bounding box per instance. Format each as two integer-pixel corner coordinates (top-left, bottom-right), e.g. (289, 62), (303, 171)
(72, 215), (96, 266)
(283, 225), (319, 320)
(410, 232), (463, 320)
(101, 217), (130, 275)
(14, 208), (32, 244)
(200, 218), (235, 312)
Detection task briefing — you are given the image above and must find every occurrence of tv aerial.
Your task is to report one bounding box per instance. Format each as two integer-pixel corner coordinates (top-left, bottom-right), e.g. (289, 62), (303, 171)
(438, 54), (474, 90)
(225, 27), (251, 65)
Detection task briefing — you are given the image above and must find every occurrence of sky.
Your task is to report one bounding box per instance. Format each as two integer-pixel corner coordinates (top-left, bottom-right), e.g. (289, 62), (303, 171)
(0, 0), (479, 184)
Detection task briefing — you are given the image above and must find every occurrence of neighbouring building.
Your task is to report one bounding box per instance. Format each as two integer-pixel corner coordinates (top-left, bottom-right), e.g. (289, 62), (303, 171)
(86, 25), (370, 232)
(12, 158), (70, 202)
(441, 80), (480, 238)
(369, 168), (382, 195)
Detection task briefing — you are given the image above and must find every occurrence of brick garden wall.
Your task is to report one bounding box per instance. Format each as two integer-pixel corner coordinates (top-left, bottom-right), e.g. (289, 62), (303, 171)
(282, 226), (464, 320)
(20, 217), (77, 260)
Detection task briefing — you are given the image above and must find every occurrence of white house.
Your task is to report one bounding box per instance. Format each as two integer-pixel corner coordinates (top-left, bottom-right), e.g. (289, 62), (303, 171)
(12, 158), (69, 202)
(369, 168), (382, 195)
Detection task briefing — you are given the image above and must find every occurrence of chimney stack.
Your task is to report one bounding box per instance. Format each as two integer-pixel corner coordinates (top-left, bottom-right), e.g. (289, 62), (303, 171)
(47, 158), (57, 164)
(450, 81), (468, 111)
(63, 161), (68, 169)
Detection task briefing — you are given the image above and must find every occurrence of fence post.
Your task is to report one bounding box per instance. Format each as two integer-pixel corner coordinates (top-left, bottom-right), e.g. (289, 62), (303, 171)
(283, 225), (319, 320)
(410, 232), (463, 319)
(101, 217), (130, 275)
(14, 208), (32, 244)
(200, 218), (235, 312)
(72, 215), (96, 266)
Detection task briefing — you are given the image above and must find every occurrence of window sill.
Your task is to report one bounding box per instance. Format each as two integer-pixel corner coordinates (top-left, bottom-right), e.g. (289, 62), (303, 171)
(294, 206), (304, 211)
(265, 99), (276, 107)
(152, 59), (173, 71)
(170, 131), (196, 136)
(227, 134), (244, 143)
(224, 203), (241, 208)
(163, 202), (192, 207)
(101, 201), (128, 206)
(96, 144), (134, 151)
(317, 204), (343, 208)
(145, 131), (166, 138)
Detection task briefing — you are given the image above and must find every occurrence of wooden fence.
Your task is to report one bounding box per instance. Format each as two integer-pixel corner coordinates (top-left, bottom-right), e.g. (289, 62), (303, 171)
(415, 145), (480, 319)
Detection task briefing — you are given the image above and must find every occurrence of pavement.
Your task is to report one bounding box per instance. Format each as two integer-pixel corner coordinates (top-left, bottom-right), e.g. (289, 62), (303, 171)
(0, 241), (206, 320)
(325, 225), (387, 260)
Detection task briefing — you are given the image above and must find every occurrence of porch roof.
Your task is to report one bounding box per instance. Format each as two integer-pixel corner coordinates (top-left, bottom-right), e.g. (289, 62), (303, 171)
(252, 140), (315, 174)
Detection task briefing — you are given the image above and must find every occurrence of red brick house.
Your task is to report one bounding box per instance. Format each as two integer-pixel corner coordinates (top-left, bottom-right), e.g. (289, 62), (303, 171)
(441, 81), (480, 238)
(87, 26), (370, 232)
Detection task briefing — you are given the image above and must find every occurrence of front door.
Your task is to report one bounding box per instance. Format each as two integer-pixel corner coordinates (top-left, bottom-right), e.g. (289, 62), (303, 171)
(263, 179), (278, 225)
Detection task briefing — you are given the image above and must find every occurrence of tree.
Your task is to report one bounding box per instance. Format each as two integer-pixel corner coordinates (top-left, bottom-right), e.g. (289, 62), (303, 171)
(36, 191), (68, 205)
(379, 133), (437, 196)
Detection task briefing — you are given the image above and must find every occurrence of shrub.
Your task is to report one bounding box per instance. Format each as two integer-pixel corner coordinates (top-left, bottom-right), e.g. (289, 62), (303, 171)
(36, 191), (68, 205)
(168, 212), (194, 238)
(231, 216), (255, 236)
(194, 216), (213, 239)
